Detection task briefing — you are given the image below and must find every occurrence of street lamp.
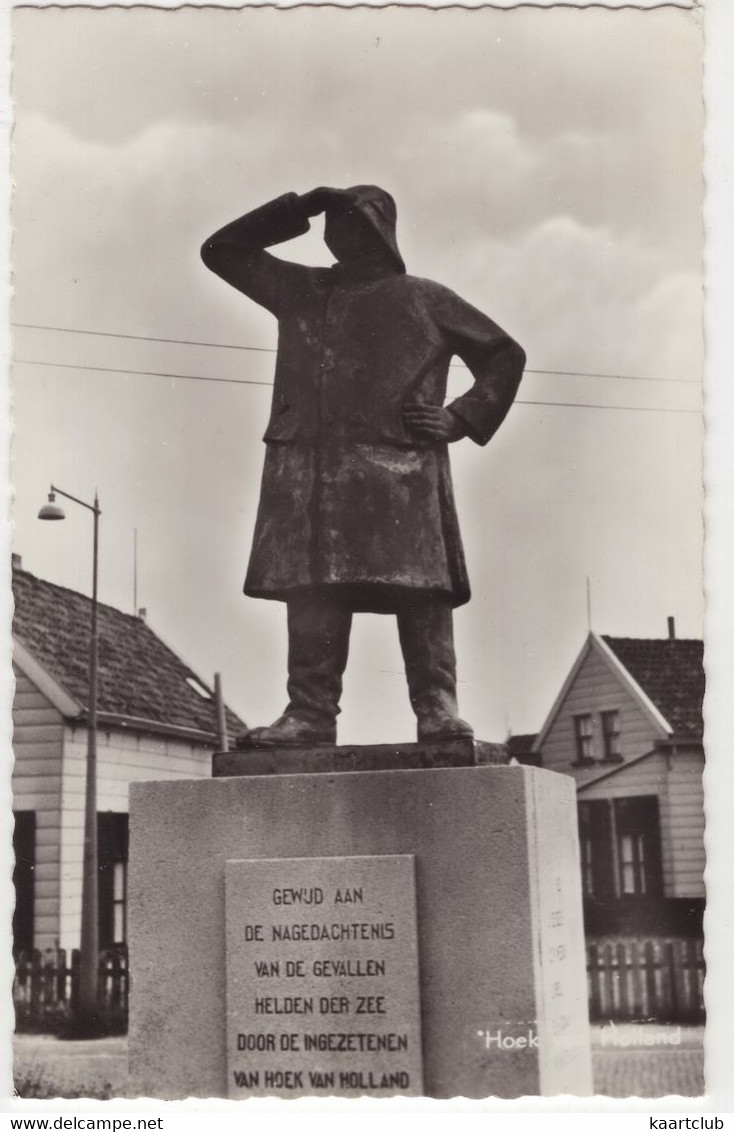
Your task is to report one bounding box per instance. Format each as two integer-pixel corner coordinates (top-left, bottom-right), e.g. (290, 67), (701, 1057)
(38, 484), (102, 1035)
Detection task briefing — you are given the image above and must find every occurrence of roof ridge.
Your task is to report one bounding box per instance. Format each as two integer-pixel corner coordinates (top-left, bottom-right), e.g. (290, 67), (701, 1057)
(14, 568), (215, 687)
(12, 564), (246, 733)
(601, 633), (703, 645)
(131, 614), (220, 696)
(601, 632), (704, 739)
(13, 564), (143, 626)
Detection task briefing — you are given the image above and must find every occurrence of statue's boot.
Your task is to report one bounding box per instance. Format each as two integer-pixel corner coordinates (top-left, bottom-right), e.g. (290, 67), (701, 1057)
(397, 598), (474, 743)
(244, 592), (352, 749)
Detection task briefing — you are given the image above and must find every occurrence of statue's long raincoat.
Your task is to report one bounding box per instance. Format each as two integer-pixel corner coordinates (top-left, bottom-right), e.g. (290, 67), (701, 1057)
(202, 189), (525, 611)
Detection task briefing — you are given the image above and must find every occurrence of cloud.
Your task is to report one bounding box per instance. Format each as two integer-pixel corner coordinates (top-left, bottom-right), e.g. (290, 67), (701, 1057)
(12, 99), (702, 394)
(12, 6), (701, 253)
(12, 7), (701, 141)
(12, 5), (702, 352)
(10, 6), (704, 740)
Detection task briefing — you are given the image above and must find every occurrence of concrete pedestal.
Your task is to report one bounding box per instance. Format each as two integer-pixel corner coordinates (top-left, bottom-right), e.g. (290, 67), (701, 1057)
(128, 763), (592, 1098)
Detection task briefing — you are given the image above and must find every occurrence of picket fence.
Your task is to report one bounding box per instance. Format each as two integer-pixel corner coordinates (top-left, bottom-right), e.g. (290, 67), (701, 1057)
(13, 947), (128, 1033)
(587, 937), (705, 1023)
(13, 937), (704, 1032)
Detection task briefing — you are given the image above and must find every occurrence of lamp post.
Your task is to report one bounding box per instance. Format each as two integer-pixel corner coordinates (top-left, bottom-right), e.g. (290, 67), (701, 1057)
(38, 484), (101, 1034)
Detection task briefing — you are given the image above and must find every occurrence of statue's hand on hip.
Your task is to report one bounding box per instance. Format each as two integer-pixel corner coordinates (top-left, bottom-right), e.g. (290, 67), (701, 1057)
(403, 403), (466, 443)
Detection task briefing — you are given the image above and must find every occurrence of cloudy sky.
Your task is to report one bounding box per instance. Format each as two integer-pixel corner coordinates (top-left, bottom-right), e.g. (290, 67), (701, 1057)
(10, 5), (704, 743)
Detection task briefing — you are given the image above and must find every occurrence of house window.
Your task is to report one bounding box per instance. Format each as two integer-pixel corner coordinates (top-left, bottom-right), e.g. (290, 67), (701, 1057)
(573, 714), (594, 762)
(580, 830), (594, 897)
(98, 813), (128, 949)
(614, 796), (663, 899)
(579, 796), (663, 904)
(620, 831), (647, 894)
(13, 811), (36, 956)
(577, 801), (615, 901)
(601, 710), (621, 760)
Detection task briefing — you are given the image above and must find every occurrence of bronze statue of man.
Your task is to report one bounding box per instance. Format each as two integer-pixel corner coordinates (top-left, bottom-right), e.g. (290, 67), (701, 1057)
(202, 186), (525, 748)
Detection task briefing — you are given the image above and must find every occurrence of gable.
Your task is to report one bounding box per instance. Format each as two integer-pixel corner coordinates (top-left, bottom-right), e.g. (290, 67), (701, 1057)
(593, 634), (672, 734)
(534, 633), (671, 773)
(602, 636), (704, 738)
(13, 639), (82, 718)
(534, 633), (672, 753)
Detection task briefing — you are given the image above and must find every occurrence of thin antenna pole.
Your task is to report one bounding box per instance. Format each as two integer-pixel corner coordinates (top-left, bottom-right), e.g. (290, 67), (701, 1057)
(133, 528), (138, 614)
(214, 673), (229, 752)
(586, 576), (592, 632)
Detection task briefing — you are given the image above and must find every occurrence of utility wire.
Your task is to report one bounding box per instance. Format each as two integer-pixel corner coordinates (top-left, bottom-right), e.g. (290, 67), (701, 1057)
(13, 357), (701, 415)
(517, 399), (697, 416)
(14, 357), (273, 388)
(12, 322), (275, 357)
(11, 321), (700, 386)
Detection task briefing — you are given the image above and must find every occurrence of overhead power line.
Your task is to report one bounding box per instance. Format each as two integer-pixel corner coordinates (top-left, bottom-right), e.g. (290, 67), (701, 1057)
(14, 357), (273, 388)
(11, 321), (700, 386)
(13, 357), (701, 415)
(517, 399), (697, 416)
(12, 321), (275, 357)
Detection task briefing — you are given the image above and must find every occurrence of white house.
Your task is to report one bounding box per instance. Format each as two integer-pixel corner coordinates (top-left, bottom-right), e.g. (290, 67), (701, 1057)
(12, 558), (244, 954)
(532, 627), (704, 938)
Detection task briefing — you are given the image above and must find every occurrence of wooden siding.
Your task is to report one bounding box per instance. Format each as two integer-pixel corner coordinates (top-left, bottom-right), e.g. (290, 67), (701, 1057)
(12, 664), (64, 951)
(666, 747), (705, 898)
(540, 645), (662, 774)
(58, 726), (212, 950)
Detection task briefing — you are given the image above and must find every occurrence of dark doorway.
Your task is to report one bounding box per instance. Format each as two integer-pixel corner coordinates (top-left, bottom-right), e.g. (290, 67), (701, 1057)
(13, 811), (36, 956)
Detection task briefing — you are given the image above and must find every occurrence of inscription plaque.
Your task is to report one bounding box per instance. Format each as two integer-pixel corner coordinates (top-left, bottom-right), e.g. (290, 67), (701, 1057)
(225, 854), (424, 1097)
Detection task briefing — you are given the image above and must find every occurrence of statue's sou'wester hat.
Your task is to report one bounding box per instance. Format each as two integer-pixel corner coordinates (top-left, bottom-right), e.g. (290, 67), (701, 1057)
(338, 185), (406, 274)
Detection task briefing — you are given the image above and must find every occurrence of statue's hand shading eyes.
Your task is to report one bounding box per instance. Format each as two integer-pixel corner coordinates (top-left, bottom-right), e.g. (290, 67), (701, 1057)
(300, 187), (349, 217)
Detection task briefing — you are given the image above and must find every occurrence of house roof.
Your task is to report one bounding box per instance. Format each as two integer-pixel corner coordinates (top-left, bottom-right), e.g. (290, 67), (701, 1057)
(12, 564), (245, 741)
(507, 733), (538, 755)
(532, 630), (704, 754)
(601, 635), (704, 738)
(507, 733), (541, 766)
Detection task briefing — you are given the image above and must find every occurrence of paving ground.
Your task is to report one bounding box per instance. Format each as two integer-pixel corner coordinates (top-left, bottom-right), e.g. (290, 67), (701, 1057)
(11, 1025), (704, 1101)
(12, 1035), (129, 1100)
(590, 1024), (704, 1098)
